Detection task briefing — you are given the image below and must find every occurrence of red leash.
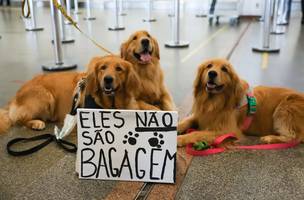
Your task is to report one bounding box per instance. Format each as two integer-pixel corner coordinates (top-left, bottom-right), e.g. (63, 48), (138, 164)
(185, 129), (300, 156)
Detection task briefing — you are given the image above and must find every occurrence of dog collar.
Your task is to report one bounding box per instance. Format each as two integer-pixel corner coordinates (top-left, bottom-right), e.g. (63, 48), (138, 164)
(238, 84), (257, 131)
(246, 91), (257, 115)
(238, 85), (257, 114)
(84, 95), (104, 109)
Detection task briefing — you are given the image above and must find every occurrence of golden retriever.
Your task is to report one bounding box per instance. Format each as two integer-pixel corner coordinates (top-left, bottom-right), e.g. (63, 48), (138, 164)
(120, 30), (174, 111)
(177, 58), (304, 146)
(0, 55), (140, 134)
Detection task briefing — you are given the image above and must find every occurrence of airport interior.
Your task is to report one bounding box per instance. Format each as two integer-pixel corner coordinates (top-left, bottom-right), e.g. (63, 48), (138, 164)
(1, 0), (304, 199)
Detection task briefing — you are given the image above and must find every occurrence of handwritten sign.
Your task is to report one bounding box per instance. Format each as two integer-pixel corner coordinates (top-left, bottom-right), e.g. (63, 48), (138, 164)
(76, 109), (177, 183)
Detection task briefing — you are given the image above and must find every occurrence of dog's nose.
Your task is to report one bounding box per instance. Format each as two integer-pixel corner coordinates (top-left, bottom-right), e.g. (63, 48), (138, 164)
(208, 71), (217, 79)
(141, 39), (150, 47)
(104, 76), (113, 84)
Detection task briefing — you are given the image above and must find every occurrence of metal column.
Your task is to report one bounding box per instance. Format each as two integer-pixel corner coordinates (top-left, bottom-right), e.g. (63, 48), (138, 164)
(119, 0), (127, 16)
(108, 0), (125, 31)
(25, 0), (44, 31)
(42, 0), (77, 71)
(271, 0), (285, 34)
(165, 0), (189, 48)
(196, 0), (208, 18)
(143, 0), (156, 22)
(277, 0), (291, 25)
(84, 0), (96, 20)
(252, 0), (280, 53)
(65, 0), (72, 24)
(74, 0), (81, 14)
(55, 0), (74, 43)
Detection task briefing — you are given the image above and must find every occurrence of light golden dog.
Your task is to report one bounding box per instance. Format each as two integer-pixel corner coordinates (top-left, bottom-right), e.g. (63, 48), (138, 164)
(0, 55), (140, 134)
(120, 30), (174, 111)
(177, 58), (304, 146)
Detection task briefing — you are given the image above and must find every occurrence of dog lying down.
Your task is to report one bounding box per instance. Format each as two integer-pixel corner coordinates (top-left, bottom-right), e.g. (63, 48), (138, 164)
(177, 58), (304, 146)
(0, 55), (142, 134)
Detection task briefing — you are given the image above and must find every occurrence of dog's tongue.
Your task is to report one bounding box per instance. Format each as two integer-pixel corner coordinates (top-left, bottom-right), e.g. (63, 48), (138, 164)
(140, 53), (152, 62)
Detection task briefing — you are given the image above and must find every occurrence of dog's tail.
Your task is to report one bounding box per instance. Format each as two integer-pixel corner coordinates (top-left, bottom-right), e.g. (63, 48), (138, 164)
(0, 104), (12, 134)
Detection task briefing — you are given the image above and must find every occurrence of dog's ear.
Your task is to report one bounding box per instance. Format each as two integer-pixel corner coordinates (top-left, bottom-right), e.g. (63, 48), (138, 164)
(120, 41), (129, 59)
(87, 56), (102, 73)
(85, 57), (102, 94)
(233, 80), (244, 105)
(152, 37), (160, 60)
(230, 68), (245, 106)
(125, 61), (141, 97)
(193, 63), (206, 97)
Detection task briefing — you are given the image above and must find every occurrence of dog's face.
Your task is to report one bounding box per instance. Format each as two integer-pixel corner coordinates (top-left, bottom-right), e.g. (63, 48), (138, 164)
(120, 30), (160, 64)
(87, 55), (139, 96)
(194, 59), (241, 96)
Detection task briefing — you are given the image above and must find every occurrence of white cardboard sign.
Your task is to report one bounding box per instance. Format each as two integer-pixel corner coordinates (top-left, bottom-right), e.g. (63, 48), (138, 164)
(76, 109), (177, 183)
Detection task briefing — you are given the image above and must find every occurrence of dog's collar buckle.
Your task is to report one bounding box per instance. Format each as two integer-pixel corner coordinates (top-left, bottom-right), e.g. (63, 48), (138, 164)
(246, 92), (257, 115)
(237, 85), (257, 115)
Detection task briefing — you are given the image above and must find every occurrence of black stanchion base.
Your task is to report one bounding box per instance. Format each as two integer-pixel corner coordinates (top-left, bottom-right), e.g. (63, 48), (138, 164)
(143, 18), (156, 22)
(277, 22), (288, 26)
(271, 25), (286, 34)
(271, 31), (285, 35)
(25, 27), (44, 31)
(252, 46), (280, 53)
(165, 41), (190, 48)
(108, 26), (125, 31)
(42, 62), (77, 71)
(168, 14), (174, 17)
(195, 14), (207, 18)
(84, 17), (96, 20)
(52, 39), (75, 44)
(62, 39), (75, 44)
(120, 13), (127, 16)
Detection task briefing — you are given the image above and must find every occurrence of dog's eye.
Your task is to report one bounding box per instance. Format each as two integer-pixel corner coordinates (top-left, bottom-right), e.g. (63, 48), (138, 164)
(116, 66), (123, 72)
(206, 64), (213, 69)
(147, 34), (151, 38)
(221, 66), (228, 72)
(133, 36), (137, 40)
(100, 65), (107, 70)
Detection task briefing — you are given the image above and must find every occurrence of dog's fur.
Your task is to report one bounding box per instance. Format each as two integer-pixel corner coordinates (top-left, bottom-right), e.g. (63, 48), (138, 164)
(0, 55), (140, 134)
(120, 30), (174, 111)
(177, 58), (304, 146)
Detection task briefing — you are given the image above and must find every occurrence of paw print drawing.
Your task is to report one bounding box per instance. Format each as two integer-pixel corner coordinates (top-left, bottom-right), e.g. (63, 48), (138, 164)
(148, 132), (164, 148)
(123, 131), (139, 145)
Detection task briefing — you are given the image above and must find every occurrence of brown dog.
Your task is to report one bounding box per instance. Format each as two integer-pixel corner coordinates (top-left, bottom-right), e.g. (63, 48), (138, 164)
(177, 58), (304, 146)
(120, 30), (174, 111)
(0, 55), (140, 134)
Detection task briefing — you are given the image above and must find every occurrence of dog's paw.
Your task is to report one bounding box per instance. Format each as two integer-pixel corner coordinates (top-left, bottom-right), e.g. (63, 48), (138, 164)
(177, 135), (187, 147)
(177, 126), (186, 135)
(27, 120), (46, 131)
(260, 136), (274, 144)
